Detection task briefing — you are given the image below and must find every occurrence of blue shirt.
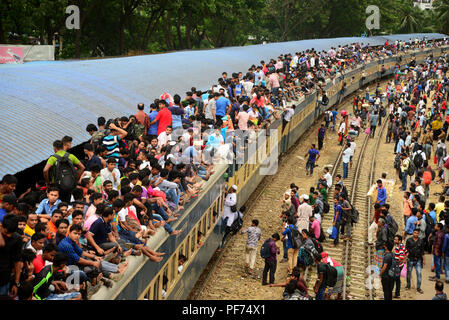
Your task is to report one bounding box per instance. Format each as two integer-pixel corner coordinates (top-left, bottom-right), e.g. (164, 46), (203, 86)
(148, 110), (159, 136)
(405, 215), (418, 235)
(89, 217), (112, 246)
(332, 110), (338, 122)
(103, 135), (122, 159)
(216, 97), (230, 117)
(0, 208), (7, 223)
(168, 106), (185, 129)
(308, 149), (319, 163)
(58, 236), (84, 266)
(377, 187), (387, 205)
(333, 204), (342, 223)
(282, 224), (296, 249)
(35, 199), (61, 216)
(429, 211), (437, 224)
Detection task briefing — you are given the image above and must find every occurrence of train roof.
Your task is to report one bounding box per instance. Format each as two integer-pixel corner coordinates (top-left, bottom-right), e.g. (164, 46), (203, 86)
(0, 33), (447, 177)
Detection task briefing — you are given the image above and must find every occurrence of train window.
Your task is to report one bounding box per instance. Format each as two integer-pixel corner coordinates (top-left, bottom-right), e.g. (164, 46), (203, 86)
(172, 252), (178, 281)
(207, 208), (212, 231)
(162, 267), (168, 299)
(185, 236), (190, 260)
(191, 227), (197, 253)
(153, 275), (160, 300)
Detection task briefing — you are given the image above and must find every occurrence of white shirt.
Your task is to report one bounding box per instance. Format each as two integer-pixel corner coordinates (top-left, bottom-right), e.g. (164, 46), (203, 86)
(158, 132), (172, 148)
(223, 192), (237, 227)
(284, 108), (295, 122)
(342, 147), (352, 163)
(100, 167), (121, 190)
(349, 142), (356, 156)
(338, 122), (346, 134)
(323, 172), (332, 188)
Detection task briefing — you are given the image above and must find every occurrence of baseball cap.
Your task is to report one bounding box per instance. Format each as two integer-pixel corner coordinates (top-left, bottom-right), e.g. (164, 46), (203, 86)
(231, 185), (238, 191)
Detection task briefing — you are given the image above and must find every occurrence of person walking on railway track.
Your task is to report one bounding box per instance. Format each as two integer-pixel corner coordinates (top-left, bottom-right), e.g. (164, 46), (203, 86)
(342, 142), (351, 180)
(261, 233), (280, 285)
(376, 180), (387, 206)
(282, 216), (300, 274)
(296, 195), (313, 233)
(393, 235), (408, 299)
(317, 124), (326, 151)
(379, 241), (395, 300)
(240, 219), (261, 275)
(339, 193), (352, 241)
(400, 153), (411, 191)
(405, 229), (425, 294)
(305, 144), (320, 176)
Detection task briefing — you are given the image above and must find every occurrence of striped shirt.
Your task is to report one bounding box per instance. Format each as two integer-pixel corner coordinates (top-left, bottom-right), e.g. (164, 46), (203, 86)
(103, 134), (122, 159)
(240, 226), (261, 248)
(394, 243), (408, 268)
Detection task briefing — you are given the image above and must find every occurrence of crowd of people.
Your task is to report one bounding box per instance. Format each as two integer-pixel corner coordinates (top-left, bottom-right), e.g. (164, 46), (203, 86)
(0, 36), (448, 301)
(241, 37), (449, 301)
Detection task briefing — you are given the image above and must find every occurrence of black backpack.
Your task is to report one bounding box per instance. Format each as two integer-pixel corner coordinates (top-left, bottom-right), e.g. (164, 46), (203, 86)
(323, 201), (330, 214)
(53, 153), (77, 193)
(425, 213), (435, 235)
(290, 226), (303, 249)
(325, 263), (338, 287)
(387, 252), (401, 278)
(260, 239), (272, 259)
(385, 215), (399, 242)
(413, 151), (424, 169)
(341, 185), (349, 199)
(311, 237), (323, 254)
(230, 212), (243, 235)
(318, 226), (326, 242)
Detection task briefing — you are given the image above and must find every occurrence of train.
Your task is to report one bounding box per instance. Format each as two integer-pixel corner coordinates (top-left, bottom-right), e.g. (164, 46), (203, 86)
(92, 38), (449, 300)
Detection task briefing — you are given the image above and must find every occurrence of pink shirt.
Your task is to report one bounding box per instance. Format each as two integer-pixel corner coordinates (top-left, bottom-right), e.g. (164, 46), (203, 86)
(311, 219), (321, 239)
(269, 73), (280, 88)
(237, 111), (249, 130)
(84, 214), (99, 232)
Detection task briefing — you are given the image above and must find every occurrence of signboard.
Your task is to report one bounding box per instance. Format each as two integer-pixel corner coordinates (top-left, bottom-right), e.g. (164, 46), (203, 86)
(0, 47), (24, 64)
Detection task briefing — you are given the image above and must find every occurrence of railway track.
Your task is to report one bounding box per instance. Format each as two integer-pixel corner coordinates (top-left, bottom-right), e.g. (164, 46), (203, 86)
(192, 77), (393, 301)
(303, 116), (388, 300)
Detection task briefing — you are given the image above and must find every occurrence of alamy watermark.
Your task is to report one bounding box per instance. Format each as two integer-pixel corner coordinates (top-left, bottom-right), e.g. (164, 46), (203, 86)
(366, 5), (380, 31)
(66, 5), (80, 30)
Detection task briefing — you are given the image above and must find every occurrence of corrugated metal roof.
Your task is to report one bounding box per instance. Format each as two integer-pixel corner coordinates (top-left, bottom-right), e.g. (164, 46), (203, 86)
(0, 33), (447, 177)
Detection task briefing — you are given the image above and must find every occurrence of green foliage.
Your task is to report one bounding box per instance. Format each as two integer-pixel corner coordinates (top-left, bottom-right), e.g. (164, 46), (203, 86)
(0, 0), (444, 59)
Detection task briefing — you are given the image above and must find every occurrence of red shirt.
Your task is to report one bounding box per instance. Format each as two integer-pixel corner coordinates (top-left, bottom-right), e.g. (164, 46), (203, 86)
(33, 255), (46, 274)
(155, 108), (172, 136)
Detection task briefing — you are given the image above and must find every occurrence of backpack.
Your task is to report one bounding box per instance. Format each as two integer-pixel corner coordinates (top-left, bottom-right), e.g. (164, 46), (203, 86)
(425, 213), (435, 235)
(260, 239), (272, 259)
(437, 146), (446, 157)
(413, 151), (424, 169)
(134, 123), (146, 138)
(289, 226), (303, 249)
(91, 130), (105, 151)
(318, 226), (326, 242)
(311, 237), (323, 254)
(325, 112), (331, 122)
(385, 215), (399, 242)
(230, 212), (243, 235)
(325, 263), (338, 287)
(323, 201), (330, 214)
(393, 154), (401, 169)
(341, 184), (349, 199)
(53, 153), (77, 193)
(322, 95), (329, 105)
(407, 159), (415, 176)
(387, 253), (401, 278)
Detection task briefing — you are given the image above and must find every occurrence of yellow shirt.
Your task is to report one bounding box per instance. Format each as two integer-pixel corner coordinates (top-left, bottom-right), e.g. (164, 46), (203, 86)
(435, 202), (445, 221)
(24, 224), (35, 238)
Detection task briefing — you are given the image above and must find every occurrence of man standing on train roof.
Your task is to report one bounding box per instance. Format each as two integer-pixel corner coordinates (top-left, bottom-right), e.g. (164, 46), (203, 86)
(305, 144), (320, 176)
(149, 99), (172, 137)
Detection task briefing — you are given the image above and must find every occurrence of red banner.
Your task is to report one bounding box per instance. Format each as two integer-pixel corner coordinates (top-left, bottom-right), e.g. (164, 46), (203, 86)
(0, 47), (24, 64)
